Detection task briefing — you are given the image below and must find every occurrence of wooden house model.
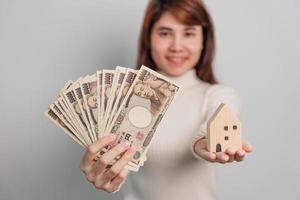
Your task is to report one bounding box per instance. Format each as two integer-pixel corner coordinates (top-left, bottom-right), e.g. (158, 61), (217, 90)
(207, 103), (242, 153)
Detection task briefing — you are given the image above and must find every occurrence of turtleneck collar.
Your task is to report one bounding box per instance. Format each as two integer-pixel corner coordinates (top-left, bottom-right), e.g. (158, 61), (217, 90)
(158, 69), (204, 88)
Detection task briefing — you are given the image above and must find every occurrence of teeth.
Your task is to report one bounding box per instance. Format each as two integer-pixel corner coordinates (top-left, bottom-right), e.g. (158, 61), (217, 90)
(168, 57), (184, 63)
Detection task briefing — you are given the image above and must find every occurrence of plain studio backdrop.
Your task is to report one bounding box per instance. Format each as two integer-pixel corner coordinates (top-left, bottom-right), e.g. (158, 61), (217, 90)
(0, 0), (299, 199)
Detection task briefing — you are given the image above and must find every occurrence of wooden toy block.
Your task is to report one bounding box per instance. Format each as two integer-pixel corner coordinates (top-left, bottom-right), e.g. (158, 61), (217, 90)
(207, 103), (242, 153)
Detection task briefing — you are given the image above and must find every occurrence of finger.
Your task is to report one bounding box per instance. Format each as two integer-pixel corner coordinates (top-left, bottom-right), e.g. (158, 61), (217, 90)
(80, 134), (116, 172)
(225, 148), (235, 163)
(216, 152), (229, 163)
(195, 138), (216, 162)
(198, 148), (217, 162)
(242, 140), (253, 153)
(102, 146), (136, 182)
(109, 168), (129, 193)
(101, 142), (131, 165)
(90, 142), (131, 177)
(235, 149), (246, 162)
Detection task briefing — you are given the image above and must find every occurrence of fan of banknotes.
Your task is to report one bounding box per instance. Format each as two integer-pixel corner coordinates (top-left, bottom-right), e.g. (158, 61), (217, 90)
(45, 65), (180, 171)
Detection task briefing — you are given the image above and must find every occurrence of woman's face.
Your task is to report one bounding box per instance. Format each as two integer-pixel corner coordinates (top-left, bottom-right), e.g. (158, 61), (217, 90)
(150, 12), (203, 76)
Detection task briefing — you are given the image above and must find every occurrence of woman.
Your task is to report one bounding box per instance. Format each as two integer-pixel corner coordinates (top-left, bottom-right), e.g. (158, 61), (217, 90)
(80, 0), (253, 199)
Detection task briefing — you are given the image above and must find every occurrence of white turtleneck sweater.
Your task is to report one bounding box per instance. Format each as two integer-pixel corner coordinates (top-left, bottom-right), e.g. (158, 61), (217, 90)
(124, 69), (240, 200)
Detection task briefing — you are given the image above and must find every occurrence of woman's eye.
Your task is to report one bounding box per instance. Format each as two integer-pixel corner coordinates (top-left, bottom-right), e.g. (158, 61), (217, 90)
(185, 32), (195, 37)
(158, 32), (169, 37)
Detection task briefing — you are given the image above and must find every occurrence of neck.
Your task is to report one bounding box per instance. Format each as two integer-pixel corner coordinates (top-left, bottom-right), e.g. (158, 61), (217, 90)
(158, 69), (204, 87)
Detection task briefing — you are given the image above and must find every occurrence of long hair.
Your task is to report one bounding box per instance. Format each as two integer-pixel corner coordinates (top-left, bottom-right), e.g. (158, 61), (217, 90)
(136, 0), (218, 84)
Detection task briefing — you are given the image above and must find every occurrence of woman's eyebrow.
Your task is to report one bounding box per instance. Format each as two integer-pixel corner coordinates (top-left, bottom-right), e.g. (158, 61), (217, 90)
(184, 26), (197, 31)
(157, 26), (172, 31)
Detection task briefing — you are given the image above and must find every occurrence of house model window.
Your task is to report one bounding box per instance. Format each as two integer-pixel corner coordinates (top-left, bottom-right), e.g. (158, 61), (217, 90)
(207, 103), (242, 153)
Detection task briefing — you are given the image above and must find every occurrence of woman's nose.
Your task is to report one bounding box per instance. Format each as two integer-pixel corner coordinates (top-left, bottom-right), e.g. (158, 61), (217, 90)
(169, 35), (184, 52)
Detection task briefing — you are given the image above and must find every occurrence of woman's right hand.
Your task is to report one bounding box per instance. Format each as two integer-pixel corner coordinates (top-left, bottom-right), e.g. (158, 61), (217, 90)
(80, 134), (136, 193)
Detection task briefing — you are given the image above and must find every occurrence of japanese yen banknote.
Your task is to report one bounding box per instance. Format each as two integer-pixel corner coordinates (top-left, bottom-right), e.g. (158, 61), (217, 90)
(45, 65), (180, 171)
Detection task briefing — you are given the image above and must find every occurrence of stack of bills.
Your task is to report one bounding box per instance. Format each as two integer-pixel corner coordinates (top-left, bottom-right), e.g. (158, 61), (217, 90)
(45, 65), (180, 171)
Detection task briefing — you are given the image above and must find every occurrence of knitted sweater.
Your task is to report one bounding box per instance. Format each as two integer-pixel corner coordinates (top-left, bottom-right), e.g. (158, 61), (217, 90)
(124, 69), (240, 200)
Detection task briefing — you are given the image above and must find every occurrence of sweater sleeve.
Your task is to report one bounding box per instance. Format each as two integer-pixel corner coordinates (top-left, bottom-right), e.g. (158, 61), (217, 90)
(190, 84), (241, 160)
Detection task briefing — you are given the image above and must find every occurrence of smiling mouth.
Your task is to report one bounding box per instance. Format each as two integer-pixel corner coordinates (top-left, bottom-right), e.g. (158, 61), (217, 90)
(166, 56), (188, 65)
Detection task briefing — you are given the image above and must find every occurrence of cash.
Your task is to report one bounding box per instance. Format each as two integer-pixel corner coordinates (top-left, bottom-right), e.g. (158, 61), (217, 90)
(45, 65), (180, 171)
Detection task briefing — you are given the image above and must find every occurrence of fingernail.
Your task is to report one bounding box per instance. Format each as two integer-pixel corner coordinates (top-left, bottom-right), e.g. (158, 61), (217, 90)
(223, 155), (229, 161)
(129, 146), (137, 153)
(123, 142), (130, 148)
(109, 134), (116, 140)
(239, 150), (245, 156)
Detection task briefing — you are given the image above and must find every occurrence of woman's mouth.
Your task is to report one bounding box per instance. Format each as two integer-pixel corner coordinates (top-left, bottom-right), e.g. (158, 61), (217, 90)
(166, 56), (188, 66)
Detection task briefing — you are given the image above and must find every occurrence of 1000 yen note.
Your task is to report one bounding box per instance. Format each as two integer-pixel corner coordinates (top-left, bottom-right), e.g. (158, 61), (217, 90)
(110, 65), (180, 166)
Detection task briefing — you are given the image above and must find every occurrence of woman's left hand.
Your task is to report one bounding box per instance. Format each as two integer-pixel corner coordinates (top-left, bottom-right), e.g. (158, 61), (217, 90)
(194, 138), (253, 163)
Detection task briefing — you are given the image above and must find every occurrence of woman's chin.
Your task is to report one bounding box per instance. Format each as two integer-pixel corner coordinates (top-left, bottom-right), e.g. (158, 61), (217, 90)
(163, 68), (187, 77)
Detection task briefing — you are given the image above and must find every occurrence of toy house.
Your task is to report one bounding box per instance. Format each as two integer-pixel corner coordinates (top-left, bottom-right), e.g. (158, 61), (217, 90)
(207, 103), (242, 153)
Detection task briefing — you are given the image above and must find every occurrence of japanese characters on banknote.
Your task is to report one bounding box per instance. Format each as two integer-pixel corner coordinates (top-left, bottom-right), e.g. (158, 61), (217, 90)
(45, 65), (180, 171)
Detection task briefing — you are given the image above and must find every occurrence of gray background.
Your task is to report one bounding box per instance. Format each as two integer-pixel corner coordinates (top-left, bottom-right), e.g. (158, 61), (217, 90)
(0, 0), (299, 199)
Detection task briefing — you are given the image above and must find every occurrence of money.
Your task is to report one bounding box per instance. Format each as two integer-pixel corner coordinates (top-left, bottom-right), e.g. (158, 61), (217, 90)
(109, 65), (180, 169)
(45, 65), (180, 171)
(62, 80), (93, 145)
(45, 109), (85, 148)
(81, 74), (99, 140)
(100, 70), (114, 137)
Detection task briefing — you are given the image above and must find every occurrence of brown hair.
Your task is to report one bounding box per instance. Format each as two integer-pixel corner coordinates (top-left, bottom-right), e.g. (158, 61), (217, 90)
(137, 0), (218, 84)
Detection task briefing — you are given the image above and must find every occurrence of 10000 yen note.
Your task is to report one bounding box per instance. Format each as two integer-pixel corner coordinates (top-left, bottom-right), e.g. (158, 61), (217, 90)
(45, 109), (85, 147)
(57, 97), (82, 135)
(103, 66), (127, 135)
(63, 83), (93, 145)
(81, 74), (99, 140)
(45, 81), (87, 147)
(96, 70), (103, 136)
(74, 80), (96, 142)
(105, 68), (137, 135)
(45, 65), (181, 171)
(50, 103), (84, 144)
(110, 65), (180, 166)
(100, 70), (114, 137)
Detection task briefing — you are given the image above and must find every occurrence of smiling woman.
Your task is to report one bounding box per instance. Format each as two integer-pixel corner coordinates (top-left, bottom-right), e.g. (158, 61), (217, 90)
(150, 12), (204, 76)
(137, 0), (217, 83)
(79, 0), (252, 199)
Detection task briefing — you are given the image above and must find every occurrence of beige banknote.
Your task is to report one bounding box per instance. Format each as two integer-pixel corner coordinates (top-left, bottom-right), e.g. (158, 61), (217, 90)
(105, 68), (138, 135)
(103, 66), (127, 135)
(81, 74), (99, 140)
(45, 108), (85, 147)
(49, 103), (86, 145)
(96, 70), (103, 136)
(62, 81), (93, 145)
(110, 65), (180, 167)
(57, 97), (83, 135)
(46, 81), (87, 147)
(74, 79), (96, 142)
(100, 70), (115, 137)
